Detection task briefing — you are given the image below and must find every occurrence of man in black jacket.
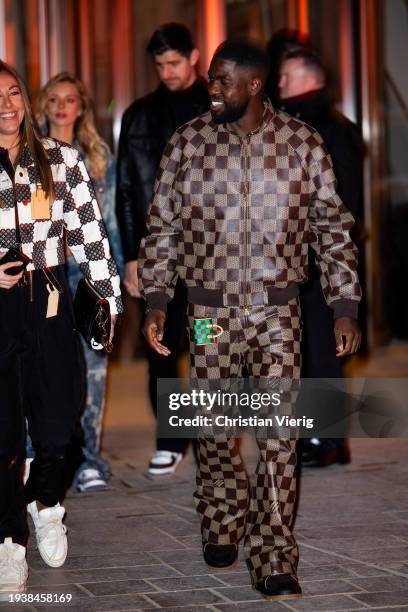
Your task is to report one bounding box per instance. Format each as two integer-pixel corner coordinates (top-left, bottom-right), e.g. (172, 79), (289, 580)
(276, 47), (364, 467)
(116, 23), (209, 475)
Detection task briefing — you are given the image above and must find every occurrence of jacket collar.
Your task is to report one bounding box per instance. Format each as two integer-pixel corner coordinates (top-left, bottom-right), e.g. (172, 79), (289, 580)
(278, 88), (330, 125)
(18, 142), (36, 169)
(0, 141), (35, 175)
(0, 147), (14, 181)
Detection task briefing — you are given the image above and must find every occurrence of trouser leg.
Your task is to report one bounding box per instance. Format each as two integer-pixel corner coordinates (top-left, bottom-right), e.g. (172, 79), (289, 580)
(300, 274), (346, 448)
(0, 287), (27, 545)
(24, 267), (85, 506)
(146, 279), (190, 454)
(243, 300), (301, 582)
(244, 437), (298, 581)
(66, 258), (110, 478)
(190, 304), (249, 544)
(79, 342), (110, 477)
(195, 436), (249, 544)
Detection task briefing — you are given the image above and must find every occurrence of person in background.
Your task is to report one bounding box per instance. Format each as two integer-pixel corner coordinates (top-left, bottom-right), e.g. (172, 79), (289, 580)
(36, 73), (123, 491)
(274, 44), (364, 467)
(0, 60), (121, 592)
(265, 28), (313, 106)
(116, 23), (209, 475)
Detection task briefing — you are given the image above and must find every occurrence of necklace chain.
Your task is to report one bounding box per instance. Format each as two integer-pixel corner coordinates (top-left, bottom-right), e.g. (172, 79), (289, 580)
(7, 139), (20, 151)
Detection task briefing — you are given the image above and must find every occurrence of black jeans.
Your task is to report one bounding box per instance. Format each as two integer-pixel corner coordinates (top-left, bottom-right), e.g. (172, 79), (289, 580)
(145, 279), (190, 454)
(300, 269), (346, 447)
(0, 266), (84, 546)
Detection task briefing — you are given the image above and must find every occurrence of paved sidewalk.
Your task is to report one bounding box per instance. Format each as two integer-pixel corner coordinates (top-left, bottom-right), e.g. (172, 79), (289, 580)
(3, 361), (408, 611)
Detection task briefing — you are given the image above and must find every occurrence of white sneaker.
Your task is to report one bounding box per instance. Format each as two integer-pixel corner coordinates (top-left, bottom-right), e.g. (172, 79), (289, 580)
(0, 538), (28, 592)
(27, 501), (67, 568)
(76, 468), (108, 492)
(148, 451), (183, 475)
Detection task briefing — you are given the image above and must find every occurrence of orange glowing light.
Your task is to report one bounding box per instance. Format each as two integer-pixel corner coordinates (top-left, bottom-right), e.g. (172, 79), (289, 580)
(298, 0), (309, 35)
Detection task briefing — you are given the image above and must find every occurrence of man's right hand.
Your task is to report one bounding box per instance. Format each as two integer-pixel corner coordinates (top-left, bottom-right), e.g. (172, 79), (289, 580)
(124, 260), (140, 298)
(143, 309), (171, 356)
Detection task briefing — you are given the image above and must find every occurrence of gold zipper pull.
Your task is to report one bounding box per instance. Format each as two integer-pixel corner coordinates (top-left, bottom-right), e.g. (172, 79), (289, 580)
(243, 306), (250, 316)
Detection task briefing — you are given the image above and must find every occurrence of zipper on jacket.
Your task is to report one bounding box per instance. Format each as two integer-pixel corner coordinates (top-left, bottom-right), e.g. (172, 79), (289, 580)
(242, 136), (250, 316)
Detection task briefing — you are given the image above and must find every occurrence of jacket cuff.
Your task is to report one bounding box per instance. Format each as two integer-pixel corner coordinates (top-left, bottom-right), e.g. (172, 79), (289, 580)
(146, 291), (169, 313)
(123, 244), (140, 263)
(107, 295), (123, 315)
(331, 299), (359, 320)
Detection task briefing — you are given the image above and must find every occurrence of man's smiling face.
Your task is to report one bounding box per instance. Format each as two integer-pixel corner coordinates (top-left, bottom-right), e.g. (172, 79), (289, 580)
(207, 58), (252, 124)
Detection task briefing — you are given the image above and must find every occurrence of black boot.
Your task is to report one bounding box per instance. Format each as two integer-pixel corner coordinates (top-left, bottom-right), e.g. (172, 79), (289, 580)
(301, 438), (351, 468)
(253, 574), (302, 601)
(202, 541), (238, 568)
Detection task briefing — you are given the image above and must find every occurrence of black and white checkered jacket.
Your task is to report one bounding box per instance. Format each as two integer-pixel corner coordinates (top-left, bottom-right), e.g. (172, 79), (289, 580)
(0, 139), (122, 314)
(138, 100), (361, 319)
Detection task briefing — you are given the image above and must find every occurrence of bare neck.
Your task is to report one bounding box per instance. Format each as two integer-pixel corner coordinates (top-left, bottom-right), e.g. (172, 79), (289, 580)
(49, 125), (74, 145)
(228, 97), (264, 138)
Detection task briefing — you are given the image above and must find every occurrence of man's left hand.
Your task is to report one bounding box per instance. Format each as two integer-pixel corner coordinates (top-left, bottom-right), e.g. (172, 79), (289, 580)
(334, 317), (361, 357)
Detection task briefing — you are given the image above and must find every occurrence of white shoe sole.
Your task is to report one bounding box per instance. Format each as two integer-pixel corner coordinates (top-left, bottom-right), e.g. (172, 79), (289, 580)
(0, 584), (27, 596)
(37, 541), (67, 568)
(0, 571), (28, 595)
(148, 455), (183, 475)
(27, 503), (68, 568)
(77, 481), (108, 492)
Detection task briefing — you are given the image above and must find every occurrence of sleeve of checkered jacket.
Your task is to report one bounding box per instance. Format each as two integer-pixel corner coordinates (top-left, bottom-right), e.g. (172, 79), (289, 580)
(63, 148), (123, 315)
(307, 138), (362, 320)
(137, 132), (183, 313)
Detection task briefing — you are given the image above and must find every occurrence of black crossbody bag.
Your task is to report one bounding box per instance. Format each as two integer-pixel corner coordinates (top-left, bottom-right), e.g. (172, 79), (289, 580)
(73, 278), (113, 353)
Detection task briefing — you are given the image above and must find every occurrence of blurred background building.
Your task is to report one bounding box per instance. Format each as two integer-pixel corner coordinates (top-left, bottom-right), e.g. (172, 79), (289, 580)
(1, 0), (407, 354)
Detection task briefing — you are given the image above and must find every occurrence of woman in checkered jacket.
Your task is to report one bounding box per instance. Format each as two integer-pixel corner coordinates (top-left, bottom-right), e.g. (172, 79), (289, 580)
(36, 72), (124, 495)
(0, 60), (122, 593)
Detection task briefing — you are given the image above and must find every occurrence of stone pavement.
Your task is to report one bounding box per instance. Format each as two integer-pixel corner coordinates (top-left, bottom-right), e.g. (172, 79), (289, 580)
(2, 359), (408, 612)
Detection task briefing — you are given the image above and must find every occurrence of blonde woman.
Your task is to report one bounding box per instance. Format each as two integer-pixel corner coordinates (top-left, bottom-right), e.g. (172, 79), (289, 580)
(0, 60), (121, 592)
(36, 73), (123, 493)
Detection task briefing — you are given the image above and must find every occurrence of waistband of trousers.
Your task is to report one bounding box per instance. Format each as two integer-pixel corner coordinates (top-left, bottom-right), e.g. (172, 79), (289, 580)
(19, 265), (65, 297)
(187, 283), (299, 308)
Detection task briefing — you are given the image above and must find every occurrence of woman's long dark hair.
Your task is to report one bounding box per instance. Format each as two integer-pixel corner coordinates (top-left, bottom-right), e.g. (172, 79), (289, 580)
(0, 60), (54, 198)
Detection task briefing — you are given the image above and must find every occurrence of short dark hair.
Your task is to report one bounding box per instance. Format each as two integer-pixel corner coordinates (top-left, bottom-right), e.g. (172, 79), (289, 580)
(282, 48), (326, 83)
(211, 40), (270, 79)
(146, 23), (195, 58)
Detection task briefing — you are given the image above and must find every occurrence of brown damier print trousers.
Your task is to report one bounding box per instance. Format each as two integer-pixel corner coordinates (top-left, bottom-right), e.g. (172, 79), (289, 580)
(188, 299), (301, 583)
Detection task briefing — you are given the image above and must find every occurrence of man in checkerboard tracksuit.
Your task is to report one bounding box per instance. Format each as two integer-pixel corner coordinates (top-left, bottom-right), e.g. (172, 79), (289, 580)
(139, 41), (361, 601)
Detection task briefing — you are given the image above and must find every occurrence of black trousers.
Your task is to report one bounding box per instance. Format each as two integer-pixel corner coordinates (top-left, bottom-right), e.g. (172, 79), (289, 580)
(300, 275), (343, 378)
(0, 266), (84, 546)
(300, 270), (345, 447)
(145, 279), (190, 454)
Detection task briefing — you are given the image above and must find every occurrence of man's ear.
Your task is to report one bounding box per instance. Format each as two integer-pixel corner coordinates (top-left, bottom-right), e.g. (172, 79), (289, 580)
(249, 77), (262, 96)
(189, 48), (200, 67)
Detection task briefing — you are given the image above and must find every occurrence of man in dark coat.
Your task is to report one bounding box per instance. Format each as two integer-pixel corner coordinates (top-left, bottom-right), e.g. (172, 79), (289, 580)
(276, 47), (364, 467)
(116, 23), (209, 474)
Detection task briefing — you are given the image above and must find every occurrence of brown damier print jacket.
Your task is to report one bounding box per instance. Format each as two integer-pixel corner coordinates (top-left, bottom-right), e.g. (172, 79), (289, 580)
(0, 139), (122, 314)
(138, 100), (361, 318)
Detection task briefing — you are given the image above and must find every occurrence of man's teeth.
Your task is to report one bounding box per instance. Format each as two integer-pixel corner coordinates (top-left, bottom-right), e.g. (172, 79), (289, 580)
(211, 101), (223, 107)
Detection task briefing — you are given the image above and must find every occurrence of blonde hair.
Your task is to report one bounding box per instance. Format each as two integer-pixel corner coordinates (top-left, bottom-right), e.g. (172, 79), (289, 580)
(36, 72), (110, 181)
(0, 60), (54, 198)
